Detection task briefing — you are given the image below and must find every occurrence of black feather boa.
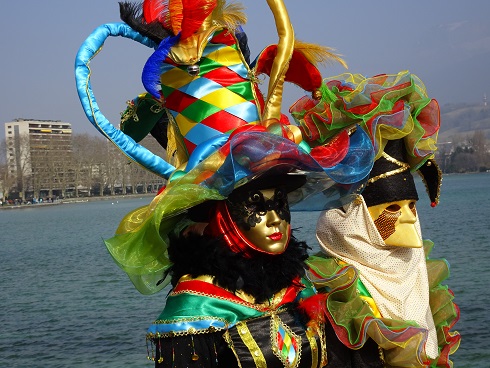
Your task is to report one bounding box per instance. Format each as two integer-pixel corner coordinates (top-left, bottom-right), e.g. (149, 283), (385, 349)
(167, 230), (310, 304)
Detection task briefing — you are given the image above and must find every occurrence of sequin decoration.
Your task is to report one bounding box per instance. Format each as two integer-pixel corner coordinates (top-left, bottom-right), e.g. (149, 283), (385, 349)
(373, 210), (400, 240)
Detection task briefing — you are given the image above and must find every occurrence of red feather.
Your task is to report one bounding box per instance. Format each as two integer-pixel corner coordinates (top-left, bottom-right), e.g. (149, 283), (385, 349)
(143, 0), (218, 38)
(297, 294), (328, 324)
(143, 0), (166, 24)
(180, 0), (217, 39)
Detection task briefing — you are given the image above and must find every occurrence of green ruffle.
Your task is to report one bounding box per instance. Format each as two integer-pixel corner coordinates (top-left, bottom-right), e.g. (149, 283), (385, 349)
(104, 181), (225, 295)
(305, 240), (460, 367)
(290, 71), (440, 170)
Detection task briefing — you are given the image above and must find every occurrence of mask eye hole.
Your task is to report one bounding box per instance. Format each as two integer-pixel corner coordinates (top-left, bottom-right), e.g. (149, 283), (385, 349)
(386, 204), (401, 212)
(409, 201), (417, 216)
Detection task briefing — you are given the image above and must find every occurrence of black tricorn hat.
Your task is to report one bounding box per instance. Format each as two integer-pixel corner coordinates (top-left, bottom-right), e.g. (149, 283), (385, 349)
(362, 139), (442, 207)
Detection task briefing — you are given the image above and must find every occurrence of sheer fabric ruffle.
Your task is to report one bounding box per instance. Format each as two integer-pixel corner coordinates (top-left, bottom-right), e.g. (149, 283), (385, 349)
(290, 70), (439, 170)
(305, 246), (460, 367)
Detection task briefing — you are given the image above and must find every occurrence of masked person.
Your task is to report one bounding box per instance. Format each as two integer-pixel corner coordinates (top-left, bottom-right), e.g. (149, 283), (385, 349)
(146, 172), (390, 367)
(74, 1), (379, 366)
(148, 175), (323, 367)
(315, 139), (461, 367)
(75, 1), (458, 367)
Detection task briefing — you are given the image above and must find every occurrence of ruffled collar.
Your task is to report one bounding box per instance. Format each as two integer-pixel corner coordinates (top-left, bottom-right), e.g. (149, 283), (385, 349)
(316, 196), (439, 359)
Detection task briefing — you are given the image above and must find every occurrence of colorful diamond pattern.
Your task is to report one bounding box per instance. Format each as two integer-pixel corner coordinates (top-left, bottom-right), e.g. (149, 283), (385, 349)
(160, 30), (260, 156)
(199, 109), (250, 133)
(277, 324), (299, 366)
(203, 67), (247, 88)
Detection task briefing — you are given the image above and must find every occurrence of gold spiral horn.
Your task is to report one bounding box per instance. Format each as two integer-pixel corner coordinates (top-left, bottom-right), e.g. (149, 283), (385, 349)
(261, 0), (295, 122)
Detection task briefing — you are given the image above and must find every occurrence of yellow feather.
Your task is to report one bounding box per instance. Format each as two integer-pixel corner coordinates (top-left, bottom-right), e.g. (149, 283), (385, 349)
(212, 1), (247, 31)
(294, 40), (348, 69)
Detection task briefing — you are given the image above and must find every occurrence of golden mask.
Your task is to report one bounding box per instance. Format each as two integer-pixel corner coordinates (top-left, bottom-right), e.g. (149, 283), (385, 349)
(368, 199), (422, 248)
(227, 188), (291, 254)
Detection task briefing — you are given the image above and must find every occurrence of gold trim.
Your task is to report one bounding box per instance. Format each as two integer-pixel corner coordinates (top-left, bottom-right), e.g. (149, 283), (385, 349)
(318, 323), (328, 367)
(367, 151), (410, 185)
(378, 346), (385, 364)
(236, 320), (268, 367)
(235, 287), (287, 309)
(224, 330), (244, 368)
(417, 158), (443, 205)
(174, 278), (288, 312)
(305, 327), (319, 368)
(147, 318), (227, 338)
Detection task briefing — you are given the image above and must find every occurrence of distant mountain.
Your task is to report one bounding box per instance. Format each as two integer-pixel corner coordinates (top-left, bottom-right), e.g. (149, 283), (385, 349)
(439, 103), (490, 143)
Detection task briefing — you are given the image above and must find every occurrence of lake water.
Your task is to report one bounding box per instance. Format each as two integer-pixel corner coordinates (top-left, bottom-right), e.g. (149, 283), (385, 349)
(1, 173), (488, 367)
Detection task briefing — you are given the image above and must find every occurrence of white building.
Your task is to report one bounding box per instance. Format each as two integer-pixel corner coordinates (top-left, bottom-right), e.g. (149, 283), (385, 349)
(4, 119), (72, 196)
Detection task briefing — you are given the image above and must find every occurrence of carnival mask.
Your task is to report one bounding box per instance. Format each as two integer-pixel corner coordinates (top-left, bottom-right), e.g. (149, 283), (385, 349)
(226, 188), (291, 254)
(367, 199), (423, 248)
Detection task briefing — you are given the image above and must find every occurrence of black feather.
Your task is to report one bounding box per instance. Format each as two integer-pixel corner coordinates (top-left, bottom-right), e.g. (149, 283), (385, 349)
(119, 1), (171, 44)
(167, 230), (310, 304)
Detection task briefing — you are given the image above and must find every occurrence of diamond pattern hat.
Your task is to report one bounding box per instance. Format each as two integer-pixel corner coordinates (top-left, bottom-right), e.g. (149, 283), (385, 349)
(74, 0), (375, 294)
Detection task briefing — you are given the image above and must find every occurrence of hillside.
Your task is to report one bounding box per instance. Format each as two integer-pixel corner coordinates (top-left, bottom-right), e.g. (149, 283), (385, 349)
(439, 103), (490, 143)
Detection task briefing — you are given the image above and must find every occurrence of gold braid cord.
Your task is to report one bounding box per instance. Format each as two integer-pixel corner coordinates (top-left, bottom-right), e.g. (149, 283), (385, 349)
(367, 152), (410, 185)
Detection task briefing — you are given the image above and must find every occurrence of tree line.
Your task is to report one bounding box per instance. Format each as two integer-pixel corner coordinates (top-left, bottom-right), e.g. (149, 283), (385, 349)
(1, 129), (488, 202)
(436, 130), (490, 173)
(0, 133), (166, 201)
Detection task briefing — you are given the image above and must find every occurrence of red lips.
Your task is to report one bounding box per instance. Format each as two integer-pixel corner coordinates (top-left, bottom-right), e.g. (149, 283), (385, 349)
(268, 232), (283, 241)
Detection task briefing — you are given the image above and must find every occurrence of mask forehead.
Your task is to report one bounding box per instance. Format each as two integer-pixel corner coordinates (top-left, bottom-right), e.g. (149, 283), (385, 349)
(227, 187), (291, 231)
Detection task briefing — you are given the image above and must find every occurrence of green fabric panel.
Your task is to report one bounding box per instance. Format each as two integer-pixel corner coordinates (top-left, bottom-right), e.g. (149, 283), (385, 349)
(227, 81), (256, 101)
(181, 99), (221, 122)
(158, 291), (265, 325)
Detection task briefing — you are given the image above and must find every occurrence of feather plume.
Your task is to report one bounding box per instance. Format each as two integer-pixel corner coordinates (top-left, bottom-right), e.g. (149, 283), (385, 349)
(119, 2), (171, 43)
(142, 34), (180, 99)
(167, 0), (183, 35)
(294, 40), (348, 69)
(297, 294), (328, 325)
(143, 0), (166, 24)
(212, 1), (247, 31)
(179, 0), (217, 39)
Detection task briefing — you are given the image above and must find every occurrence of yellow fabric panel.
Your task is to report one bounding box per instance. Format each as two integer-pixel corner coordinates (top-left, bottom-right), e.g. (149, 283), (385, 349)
(160, 67), (195, 89)
(206, 45), (243, 67)
(200, 88), (248, 109)
(175, 114), (198, 136)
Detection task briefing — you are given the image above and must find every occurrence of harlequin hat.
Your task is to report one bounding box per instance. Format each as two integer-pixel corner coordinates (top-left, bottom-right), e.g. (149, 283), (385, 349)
(75, 0), (375, 294)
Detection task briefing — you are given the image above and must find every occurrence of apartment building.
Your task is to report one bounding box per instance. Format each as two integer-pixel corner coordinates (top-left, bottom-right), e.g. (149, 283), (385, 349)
(4, 118), (72, 196)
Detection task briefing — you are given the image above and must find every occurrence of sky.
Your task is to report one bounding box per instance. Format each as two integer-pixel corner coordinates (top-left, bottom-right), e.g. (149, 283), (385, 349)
(1, 0), (490, 141)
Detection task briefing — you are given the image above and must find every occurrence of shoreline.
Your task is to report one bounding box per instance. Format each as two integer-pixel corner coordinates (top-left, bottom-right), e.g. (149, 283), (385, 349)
(0, 193), (156, 210)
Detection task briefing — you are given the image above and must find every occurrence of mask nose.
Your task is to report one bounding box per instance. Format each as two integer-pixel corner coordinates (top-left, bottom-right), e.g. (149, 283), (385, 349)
(266, 210), (282, 227)
(399, 201), (417, 224)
